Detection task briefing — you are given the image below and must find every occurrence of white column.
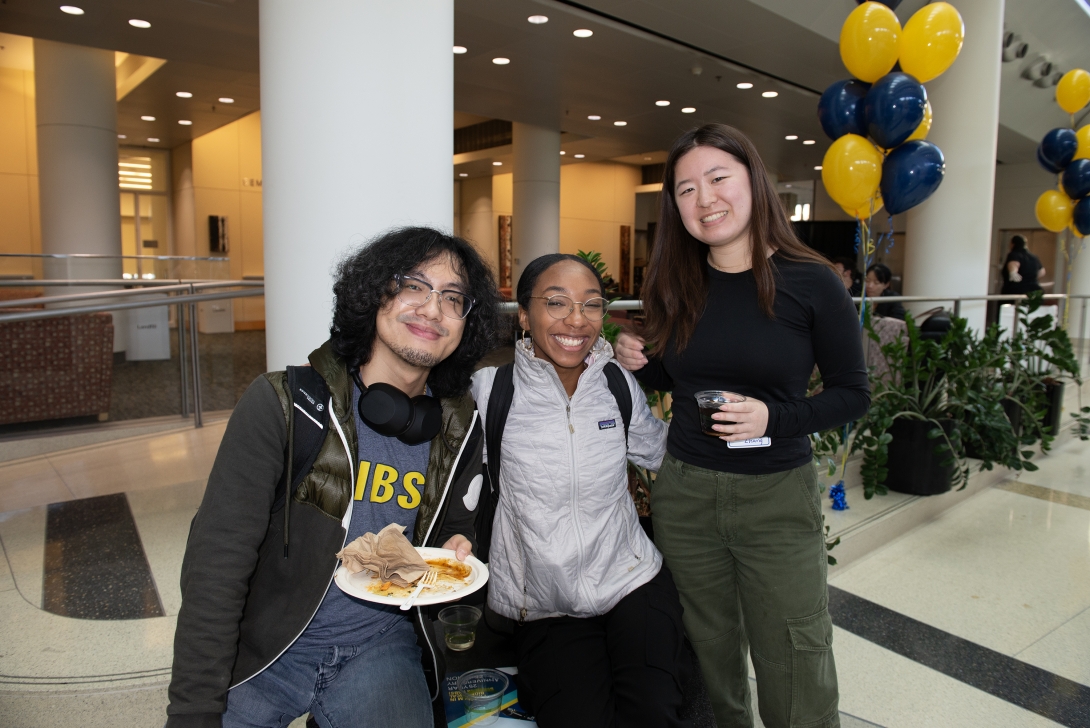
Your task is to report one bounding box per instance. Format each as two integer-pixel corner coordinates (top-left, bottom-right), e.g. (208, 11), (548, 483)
(259, 0), (453, 370)
(460, 176), (497, 271)
(34, 39), (124, 348)
(903, 0), (1004, 332)
(511, 122), (560, 287)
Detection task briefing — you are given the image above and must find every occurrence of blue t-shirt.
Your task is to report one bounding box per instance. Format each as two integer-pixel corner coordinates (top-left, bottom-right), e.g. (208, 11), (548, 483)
(292, 383), (431, 648)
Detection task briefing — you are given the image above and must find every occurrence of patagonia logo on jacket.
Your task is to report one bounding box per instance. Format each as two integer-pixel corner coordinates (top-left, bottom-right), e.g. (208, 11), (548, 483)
(598, 419), (617, 430)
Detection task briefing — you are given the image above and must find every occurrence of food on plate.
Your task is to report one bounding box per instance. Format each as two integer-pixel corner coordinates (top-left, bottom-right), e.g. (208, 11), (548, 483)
(365, 557), (472, 598)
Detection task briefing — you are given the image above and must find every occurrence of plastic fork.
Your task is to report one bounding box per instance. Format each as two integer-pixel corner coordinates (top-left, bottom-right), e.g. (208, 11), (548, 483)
(400, 569), (438, 611)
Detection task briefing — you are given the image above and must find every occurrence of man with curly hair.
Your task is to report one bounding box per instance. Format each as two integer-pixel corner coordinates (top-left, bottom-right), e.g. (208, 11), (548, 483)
(166, 227), (502, 728)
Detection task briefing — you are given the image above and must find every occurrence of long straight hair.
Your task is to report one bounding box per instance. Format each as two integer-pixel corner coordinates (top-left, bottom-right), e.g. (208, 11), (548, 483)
(641, 123), (833, 355)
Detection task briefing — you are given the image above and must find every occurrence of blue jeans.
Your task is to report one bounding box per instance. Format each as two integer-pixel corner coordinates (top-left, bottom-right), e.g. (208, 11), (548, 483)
(222, 618), (433, 728)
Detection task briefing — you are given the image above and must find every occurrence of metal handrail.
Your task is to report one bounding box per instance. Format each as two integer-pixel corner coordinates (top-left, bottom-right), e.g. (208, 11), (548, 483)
(0, 285), (264, 430)
(0, 281), (263, 309)
(0, 278), (263, 287)
(0, 252), (229, 261)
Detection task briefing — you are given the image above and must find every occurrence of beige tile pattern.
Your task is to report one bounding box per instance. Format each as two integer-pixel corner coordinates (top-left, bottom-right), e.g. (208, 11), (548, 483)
(0, 506), (46, 608)
(998, 479), (1090, 511)
(0, 459), (73, 513)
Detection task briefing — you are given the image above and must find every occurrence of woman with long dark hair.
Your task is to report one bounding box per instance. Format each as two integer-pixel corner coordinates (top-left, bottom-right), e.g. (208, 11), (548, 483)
(614, 124), (870, 728)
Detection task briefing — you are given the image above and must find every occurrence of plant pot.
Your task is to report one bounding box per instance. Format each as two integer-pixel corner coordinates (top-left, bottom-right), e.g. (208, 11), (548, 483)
(885, 418), (954, 496)
(1041, 380), (1065, 435)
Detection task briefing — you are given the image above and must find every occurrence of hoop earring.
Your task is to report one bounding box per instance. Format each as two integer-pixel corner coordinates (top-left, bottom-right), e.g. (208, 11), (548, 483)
(520, 329), (529, 343)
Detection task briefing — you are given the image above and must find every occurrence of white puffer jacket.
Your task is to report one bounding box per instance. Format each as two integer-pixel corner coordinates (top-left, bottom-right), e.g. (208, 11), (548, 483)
(470, 337), (668, 622)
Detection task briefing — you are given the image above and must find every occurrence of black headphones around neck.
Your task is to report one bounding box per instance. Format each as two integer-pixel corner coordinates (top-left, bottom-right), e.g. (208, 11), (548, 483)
(349, 366), (442, 445)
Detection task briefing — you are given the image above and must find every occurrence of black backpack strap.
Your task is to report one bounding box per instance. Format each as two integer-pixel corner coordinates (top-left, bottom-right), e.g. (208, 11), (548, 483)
(477, 362), (514, 564)
(274, 366), (331, 513)
(604, 361), (633, 445)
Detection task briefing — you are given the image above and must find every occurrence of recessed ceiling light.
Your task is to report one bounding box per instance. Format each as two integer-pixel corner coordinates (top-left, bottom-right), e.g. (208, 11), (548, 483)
(459, 173), (468, 177)
(762, 91), (778, 98)
(644, 156), (652, 161)
(147, 137), (160, 142)
(681, 107), (696, 114)
(492, 58), (510, 65)
(574, 154), (585, 158)
(737, 82), (753, 89)
(573, 29), (593, 38)
(60, 6), (84, 15)
(117, 134), (127, 139)
(176, 91), (192, 98)
(453, 45), (467, 54)
(141, 115), (155, 121)
(587, 115), (601, 120)
(560, 151), (566, 155)
(218, 97), (235, 104)
(493, 161), (503, 166)
(655, 100), (670, 107)
(785, 135), (798, 140)
(802, 140), (816, 145)
(814, 165), (823, 170)
(528, 15), (548, 24)
(178, 120), (192, 125)
(128, 18), (151, 28)
(614, 121), (627, 126)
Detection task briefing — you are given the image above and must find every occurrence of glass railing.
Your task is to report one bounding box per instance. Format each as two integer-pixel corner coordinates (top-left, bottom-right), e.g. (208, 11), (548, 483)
(0, 253), (231, 283)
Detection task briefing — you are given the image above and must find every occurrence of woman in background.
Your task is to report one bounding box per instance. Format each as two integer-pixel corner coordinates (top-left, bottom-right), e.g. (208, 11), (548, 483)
(865, 263), (906, 320)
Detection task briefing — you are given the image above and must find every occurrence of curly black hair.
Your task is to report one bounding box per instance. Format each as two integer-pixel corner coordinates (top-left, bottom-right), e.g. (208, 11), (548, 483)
(330, 227), (502, 397)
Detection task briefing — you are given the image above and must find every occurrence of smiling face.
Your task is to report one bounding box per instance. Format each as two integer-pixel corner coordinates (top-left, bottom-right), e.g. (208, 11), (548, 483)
(372, 253), (467, 372)
(673, 145), (754, 252)
(518, 259), (603, 375)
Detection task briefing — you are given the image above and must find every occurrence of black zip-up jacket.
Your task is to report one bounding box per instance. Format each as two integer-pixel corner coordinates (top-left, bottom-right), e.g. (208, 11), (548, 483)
(166, 342), (484, 727)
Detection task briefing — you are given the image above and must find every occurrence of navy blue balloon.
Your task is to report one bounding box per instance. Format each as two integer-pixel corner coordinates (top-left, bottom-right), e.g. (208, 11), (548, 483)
(1037, 128), (1078, 173)
(880, 141), (946, 215)
(1074, 197), (1090, 236)
(818, 79), (871, 140)
(1063, 159), (1090, 200)
(856, 0), (902, 8)
(864, 72), (927, 150)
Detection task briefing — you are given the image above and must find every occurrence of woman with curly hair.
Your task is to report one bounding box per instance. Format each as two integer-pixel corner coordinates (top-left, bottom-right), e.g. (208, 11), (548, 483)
(614, 125), (870, 728)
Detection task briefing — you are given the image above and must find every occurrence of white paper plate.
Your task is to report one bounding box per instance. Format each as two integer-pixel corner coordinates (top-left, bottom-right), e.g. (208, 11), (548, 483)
(334, 546), (489, 607)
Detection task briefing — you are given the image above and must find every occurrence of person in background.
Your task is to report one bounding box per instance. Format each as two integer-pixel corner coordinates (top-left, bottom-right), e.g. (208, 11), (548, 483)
(1001, 234), (1045, 295)
(614, 123), (870, 728)
(832, 256), (862, 297)
(471, 254), (692, 728)
(864, 263), (906, 320)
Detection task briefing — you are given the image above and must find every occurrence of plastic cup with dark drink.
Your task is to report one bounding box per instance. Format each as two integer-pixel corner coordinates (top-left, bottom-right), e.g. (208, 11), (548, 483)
(695, 390), (746, 436)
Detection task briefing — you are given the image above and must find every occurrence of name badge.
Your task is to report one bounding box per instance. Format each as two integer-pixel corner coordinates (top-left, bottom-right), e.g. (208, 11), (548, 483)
(727, 437), (772, 449)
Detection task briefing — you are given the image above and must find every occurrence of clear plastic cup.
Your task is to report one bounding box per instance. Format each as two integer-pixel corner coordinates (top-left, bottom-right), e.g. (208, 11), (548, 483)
(456, 668), (509, 725)
(695, 390), (746, 436)
(437, 604), (481, 652)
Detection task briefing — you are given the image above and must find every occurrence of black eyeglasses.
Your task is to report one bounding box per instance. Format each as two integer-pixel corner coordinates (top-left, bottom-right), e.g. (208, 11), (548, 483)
(530, 294), (609, 321)
(394, 274), (474, 320)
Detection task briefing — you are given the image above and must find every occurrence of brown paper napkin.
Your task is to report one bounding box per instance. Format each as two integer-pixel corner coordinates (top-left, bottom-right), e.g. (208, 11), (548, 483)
(337, 523), (429, 588)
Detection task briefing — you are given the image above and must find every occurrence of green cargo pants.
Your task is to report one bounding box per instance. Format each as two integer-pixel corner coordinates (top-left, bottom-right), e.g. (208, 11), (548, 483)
(651, 454), (839, 728)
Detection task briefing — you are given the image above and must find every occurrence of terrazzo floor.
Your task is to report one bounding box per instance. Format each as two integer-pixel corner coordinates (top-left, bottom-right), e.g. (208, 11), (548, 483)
(0, 377), (1088, 726)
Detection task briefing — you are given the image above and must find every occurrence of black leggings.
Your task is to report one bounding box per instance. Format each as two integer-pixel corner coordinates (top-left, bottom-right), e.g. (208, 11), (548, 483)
(512, 567), (693, 728)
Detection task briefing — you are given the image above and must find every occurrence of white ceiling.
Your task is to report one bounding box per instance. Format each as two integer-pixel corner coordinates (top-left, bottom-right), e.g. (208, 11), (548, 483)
(2, 0), (1087, 173)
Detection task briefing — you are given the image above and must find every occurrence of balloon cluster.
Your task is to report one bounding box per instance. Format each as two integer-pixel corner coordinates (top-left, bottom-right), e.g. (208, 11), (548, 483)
(1034, 70), (1090, 236)
(819, 1), (963, 220)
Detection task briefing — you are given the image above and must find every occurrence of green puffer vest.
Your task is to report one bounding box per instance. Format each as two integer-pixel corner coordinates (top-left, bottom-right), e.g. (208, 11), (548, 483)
(263, 341), (476, 546)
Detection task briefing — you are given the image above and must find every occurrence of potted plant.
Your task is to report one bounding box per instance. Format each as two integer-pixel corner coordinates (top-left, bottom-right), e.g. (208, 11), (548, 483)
(850, 310), (1038, 498)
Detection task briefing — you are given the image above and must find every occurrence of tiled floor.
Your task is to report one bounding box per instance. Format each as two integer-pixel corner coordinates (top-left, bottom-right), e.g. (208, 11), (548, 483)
(0, 409), (1088, 726)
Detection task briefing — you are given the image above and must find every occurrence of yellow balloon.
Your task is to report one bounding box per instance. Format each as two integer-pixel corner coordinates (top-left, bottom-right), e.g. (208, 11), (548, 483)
(839, 2), (901, 83)
(1036, 189), (1073, 233)
(822, 134), (884, 211)
(1073, 125), (1090, 161)
(841, 194), (885, 220)
(1057, 69), (1090, 115)
(906, 100), (933, 142)
(899, 2), (964, 83)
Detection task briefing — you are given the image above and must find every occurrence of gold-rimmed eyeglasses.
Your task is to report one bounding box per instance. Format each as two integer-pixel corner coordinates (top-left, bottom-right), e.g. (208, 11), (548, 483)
(395, 274), (474, 320)
(530, 294), (609, 321)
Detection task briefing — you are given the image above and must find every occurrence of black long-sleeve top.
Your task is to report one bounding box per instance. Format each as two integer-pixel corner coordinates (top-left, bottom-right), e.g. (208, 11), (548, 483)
(635, 256), (870, 474)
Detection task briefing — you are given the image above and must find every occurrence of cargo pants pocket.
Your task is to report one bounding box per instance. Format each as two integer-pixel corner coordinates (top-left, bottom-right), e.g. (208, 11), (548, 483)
(786, 609), (839, 728)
